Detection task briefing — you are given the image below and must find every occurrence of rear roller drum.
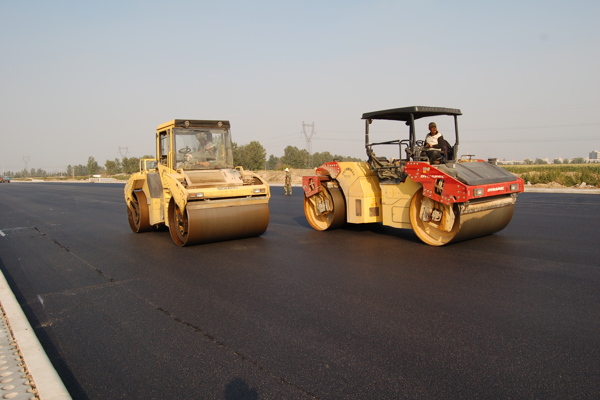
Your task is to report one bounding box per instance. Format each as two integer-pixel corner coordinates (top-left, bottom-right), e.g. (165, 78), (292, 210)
(304, 187), (346, 231)
(127, 191), (152, 233)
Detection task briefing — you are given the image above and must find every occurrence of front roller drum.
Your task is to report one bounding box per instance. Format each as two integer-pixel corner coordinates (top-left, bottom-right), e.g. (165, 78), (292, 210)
(168, 201), (270, 246)
(409, 189), (515, 246)
(304, 187), (346, 231)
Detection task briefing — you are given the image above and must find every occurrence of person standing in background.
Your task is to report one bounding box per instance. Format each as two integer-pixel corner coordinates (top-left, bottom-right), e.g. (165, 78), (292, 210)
(284, 168), (292, 196)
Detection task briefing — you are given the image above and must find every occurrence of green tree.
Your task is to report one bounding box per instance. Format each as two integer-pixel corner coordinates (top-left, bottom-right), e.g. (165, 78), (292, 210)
(553, 159), (562, 164)
(266, 155), (279, 170)
(233, 141), (267, 170)
(311, 151), (334, 168)
(87, 156), (99, 175)
(534, 158), (548, 164)
(121, 157), (140, 174)
(571, 157), (586, 164)
(73, 164), (87, 176)
(105, 158), (121, 175)
(280, 146), (309, 168)
(523, 158), (534, 165)
(243, 141), (267, 170)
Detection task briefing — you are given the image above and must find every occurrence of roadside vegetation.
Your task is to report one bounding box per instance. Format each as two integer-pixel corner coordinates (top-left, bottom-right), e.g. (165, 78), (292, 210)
(502, 164), (600, 187)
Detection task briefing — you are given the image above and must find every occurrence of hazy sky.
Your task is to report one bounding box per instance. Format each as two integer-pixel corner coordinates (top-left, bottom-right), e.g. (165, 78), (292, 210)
(1, 0), (599, 173)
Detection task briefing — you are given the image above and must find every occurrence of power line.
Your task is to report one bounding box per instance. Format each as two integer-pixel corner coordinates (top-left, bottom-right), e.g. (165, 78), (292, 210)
(469, 103), (600, 116)
(313, 137), (363, 142)
(462, 122), (600, 132)
(466, 137), (599, 144)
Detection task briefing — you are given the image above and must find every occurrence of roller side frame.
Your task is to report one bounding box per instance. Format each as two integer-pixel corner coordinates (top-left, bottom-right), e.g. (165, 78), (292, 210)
(403, 161), (524, 206)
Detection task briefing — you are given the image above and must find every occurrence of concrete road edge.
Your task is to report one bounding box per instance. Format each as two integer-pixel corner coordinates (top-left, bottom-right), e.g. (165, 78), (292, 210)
(0, 269), (71, 399)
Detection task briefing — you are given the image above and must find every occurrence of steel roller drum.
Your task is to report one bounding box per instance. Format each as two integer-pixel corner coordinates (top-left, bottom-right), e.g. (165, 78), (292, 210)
(448, 204), (515, 244)
(170, 203), (270, 246)
(410, 190), (515, 246)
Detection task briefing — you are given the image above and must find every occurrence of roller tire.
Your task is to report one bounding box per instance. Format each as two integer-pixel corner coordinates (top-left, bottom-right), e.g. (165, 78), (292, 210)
(127, 191), (152, 233)
(168, 200), (189, 246)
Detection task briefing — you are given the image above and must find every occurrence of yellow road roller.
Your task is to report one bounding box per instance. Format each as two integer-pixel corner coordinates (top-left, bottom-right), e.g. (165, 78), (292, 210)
(302, 106), (524, 246)
(124, 119), (270, 246)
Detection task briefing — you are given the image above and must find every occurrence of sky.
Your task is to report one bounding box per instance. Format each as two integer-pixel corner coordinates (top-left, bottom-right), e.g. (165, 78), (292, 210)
(1, 0), (599, 173)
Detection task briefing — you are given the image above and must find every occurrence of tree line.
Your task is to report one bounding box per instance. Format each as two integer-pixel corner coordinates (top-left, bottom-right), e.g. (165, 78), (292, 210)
(5, 156), (153, 178)
(4, 144), (362, 178)
(233, 142), (362, 170)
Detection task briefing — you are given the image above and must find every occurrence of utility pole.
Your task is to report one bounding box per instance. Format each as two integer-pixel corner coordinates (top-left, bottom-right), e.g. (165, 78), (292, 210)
(22, 156), (29, 176)
(302, 122), (316, 168)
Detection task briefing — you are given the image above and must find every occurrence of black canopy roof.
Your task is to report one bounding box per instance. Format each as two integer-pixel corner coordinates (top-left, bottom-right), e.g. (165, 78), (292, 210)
(362, 106), (462, 122)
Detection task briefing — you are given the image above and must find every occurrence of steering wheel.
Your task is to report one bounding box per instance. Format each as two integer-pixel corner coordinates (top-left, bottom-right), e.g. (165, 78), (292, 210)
(178, 146), (192, 154)
(416, 140), (425, 147)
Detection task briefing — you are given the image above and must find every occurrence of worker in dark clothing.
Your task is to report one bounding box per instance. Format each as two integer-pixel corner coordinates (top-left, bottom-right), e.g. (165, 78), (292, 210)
(425, 122), (451, 163)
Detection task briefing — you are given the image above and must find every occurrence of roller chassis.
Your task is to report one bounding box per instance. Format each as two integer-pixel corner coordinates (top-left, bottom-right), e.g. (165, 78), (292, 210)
(302, 106), (525, 246)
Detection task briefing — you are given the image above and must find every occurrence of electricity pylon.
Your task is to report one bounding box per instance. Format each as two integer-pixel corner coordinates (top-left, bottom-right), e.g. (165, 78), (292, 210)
(302, 122), (315, 167)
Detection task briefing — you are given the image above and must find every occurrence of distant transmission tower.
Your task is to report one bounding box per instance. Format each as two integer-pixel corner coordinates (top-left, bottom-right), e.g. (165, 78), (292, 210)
(302, 122), (316, 167)
(22, 156), (30, 176)
(118, 147), (129, 159)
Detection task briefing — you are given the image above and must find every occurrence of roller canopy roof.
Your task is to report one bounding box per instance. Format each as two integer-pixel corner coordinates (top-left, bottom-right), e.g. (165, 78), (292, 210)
(362, 106), (462, 121)
(156, 119), (231, 130)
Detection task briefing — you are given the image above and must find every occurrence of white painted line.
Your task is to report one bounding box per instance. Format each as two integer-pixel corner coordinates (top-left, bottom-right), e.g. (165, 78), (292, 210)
(0, 230), (5, 237)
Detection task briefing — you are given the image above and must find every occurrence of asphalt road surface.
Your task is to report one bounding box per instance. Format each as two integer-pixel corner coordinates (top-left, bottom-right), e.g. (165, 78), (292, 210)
(0, 182), (598, 399)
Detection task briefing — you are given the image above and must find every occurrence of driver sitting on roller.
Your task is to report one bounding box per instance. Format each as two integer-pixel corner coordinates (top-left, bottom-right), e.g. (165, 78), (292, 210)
(424, 122), (450, 164)
(180, 132), (217, 168)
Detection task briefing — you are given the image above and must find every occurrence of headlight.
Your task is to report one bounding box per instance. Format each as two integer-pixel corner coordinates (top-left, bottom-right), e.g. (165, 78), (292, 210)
(510, 183), (519, 191)
(189, 192), (204, 199)
(253, 188), (266, 194)
(473, 188), (484, 197)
